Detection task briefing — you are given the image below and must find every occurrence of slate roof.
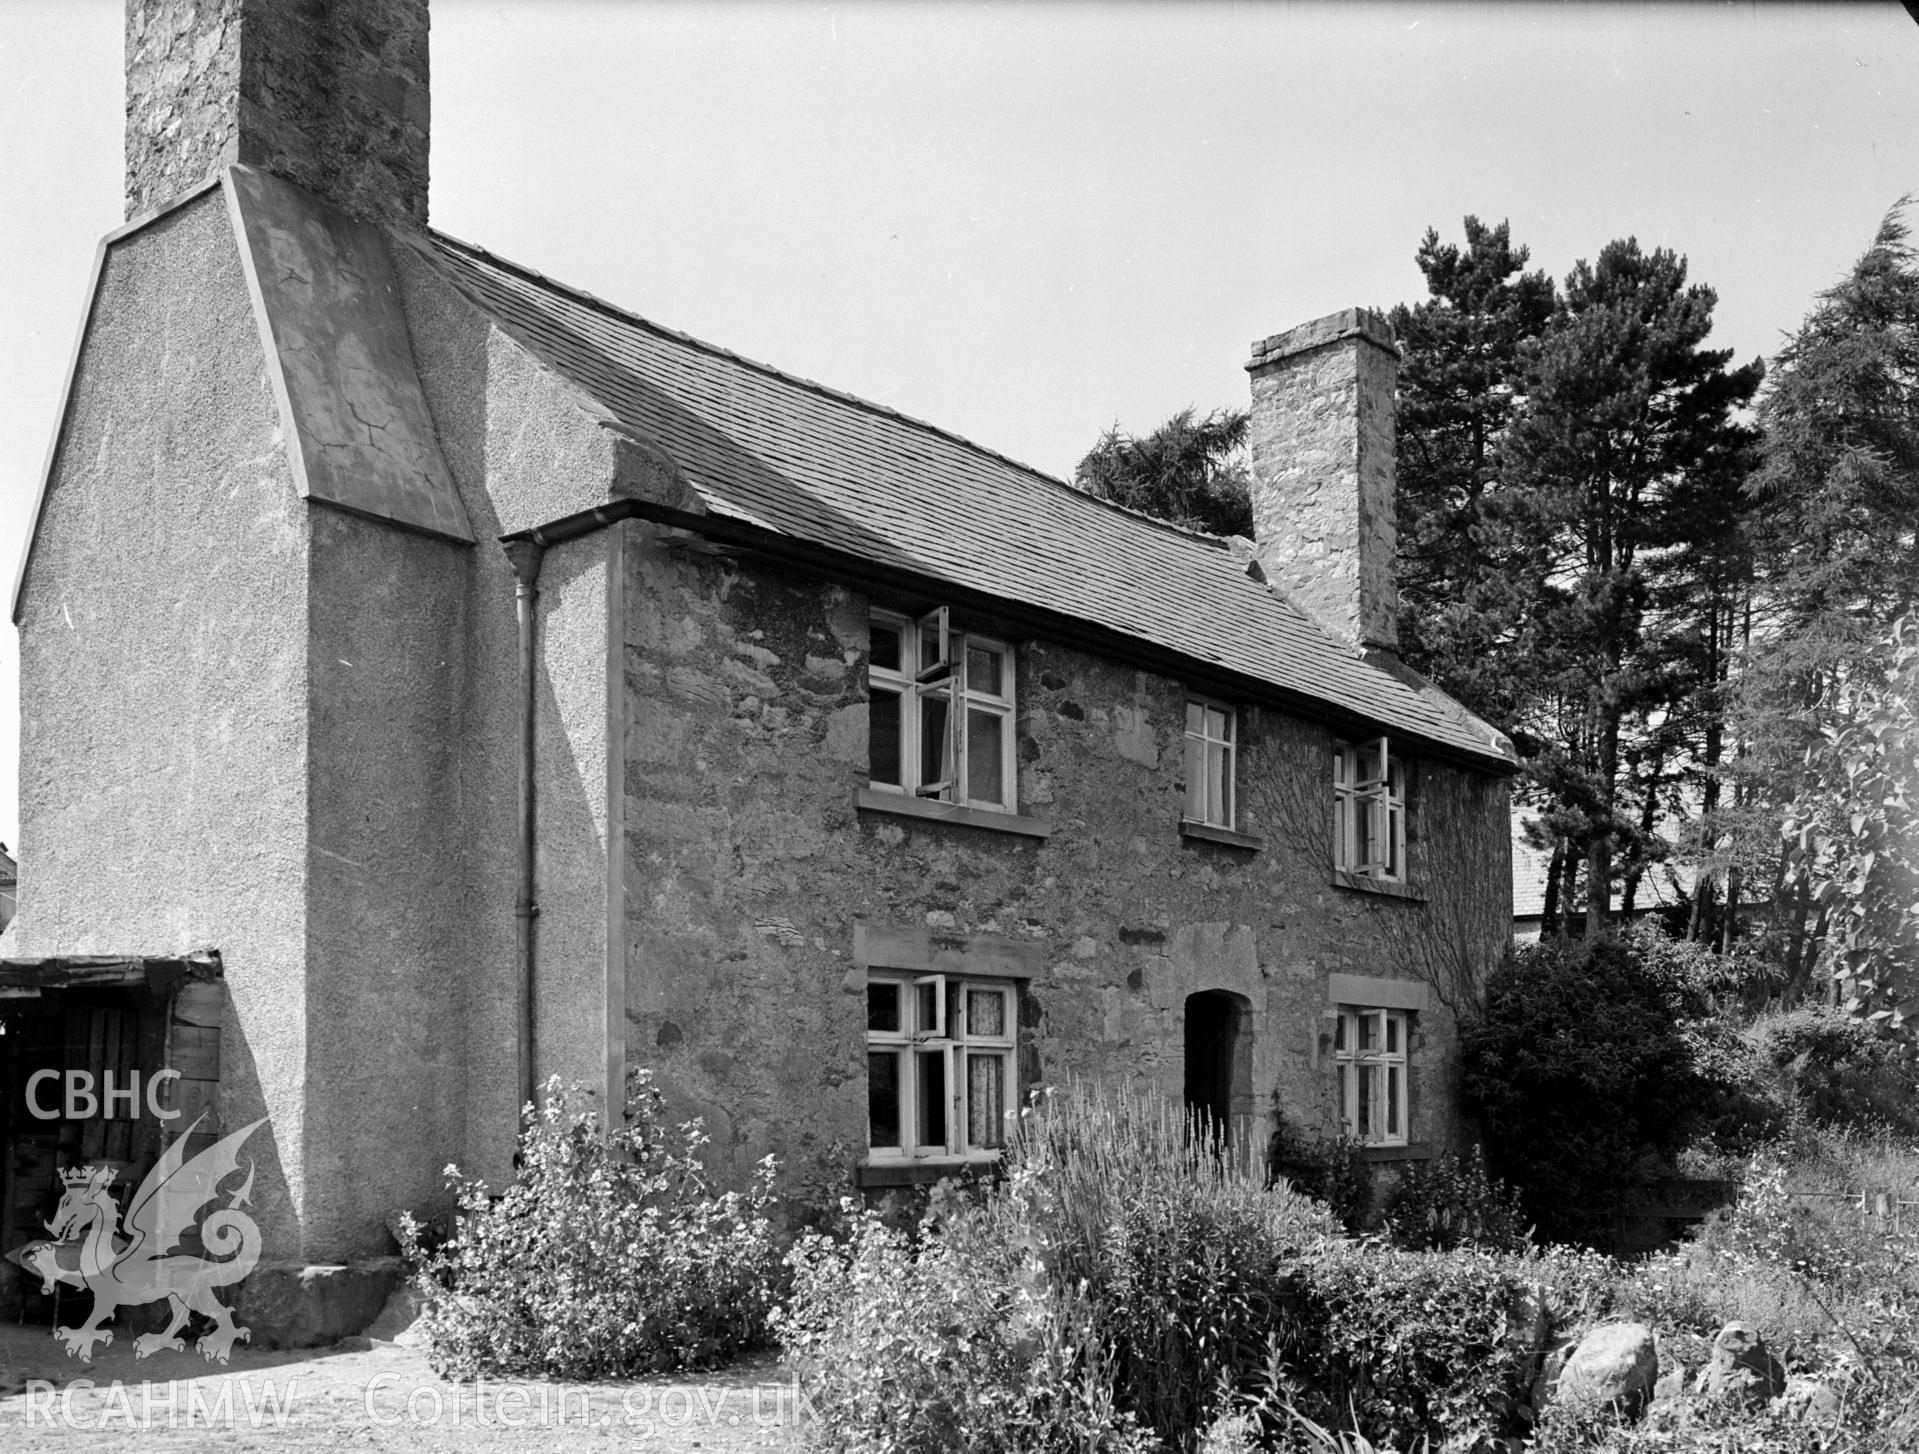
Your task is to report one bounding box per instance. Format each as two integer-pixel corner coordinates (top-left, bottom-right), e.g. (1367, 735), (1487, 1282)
(416, 232), (1514, 770)
(1511, 816), (1692, 922)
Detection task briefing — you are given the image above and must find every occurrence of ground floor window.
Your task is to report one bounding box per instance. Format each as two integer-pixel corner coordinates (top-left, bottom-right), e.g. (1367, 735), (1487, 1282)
(866, 973), (1015, 1161)
(1334, 1005), (1409, 1145)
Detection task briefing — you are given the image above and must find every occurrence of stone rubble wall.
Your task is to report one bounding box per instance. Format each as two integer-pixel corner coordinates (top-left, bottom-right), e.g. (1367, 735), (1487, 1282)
(618, 521), (1510, 1205)
(1247, 309), (1400, 651)
(126, 0), (431, 226)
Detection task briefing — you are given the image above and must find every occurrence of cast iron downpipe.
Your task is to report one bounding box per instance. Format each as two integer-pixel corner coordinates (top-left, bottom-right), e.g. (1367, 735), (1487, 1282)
(498, 504), (628, 1118)
(502, 538), (546, 1114)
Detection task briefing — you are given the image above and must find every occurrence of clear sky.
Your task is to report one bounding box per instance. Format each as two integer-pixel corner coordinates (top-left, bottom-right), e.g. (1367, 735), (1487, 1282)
(0, 1), (1915, 853)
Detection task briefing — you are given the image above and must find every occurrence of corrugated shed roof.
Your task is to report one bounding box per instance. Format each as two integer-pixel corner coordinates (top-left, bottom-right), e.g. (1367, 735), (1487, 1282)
(415, 231), (1514, 769)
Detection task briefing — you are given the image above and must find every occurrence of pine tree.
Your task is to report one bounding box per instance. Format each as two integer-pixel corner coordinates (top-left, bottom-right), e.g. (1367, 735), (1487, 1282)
(1504, 239), (1764, 930)
(1389, 218), (1557, 729)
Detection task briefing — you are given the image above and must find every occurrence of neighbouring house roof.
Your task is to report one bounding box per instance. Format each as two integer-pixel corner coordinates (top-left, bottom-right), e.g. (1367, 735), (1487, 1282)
(413, 232), (1515, 772)
(1511, 817), (1693, 923)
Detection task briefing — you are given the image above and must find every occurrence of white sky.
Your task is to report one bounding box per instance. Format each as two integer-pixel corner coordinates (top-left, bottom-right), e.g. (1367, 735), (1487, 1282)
(0, 0), (1915, 852)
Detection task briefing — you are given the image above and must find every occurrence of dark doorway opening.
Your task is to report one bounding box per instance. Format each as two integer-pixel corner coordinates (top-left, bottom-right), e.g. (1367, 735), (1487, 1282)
(0, 986), (170, 1324)
(1183, 990), (1250, 1148)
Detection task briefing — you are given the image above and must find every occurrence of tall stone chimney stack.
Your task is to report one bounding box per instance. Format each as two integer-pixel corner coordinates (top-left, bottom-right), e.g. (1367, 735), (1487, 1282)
(124, 0), (431, 227)
(1244, 308), (1400, 653)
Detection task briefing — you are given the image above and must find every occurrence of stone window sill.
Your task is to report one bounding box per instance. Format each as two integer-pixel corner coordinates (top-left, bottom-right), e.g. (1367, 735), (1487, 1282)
(856, 1158), (1002, 1188)
(1354, 1142), (1432, 1164)
(856, 788), (1052, 839)
(1333, 869), (1426, 903)
(1179, 820), (1265, 851)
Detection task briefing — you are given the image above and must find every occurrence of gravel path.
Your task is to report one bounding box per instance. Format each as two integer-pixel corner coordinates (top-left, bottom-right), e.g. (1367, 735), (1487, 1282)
(0, 1325), (810, 1451)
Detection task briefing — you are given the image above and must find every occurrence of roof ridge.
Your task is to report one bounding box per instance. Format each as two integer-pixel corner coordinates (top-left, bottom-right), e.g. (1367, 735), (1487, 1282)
(421, 227), (1235, 553)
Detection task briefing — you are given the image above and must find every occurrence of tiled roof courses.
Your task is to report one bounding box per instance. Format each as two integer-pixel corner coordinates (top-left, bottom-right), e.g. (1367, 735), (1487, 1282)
(416, 231), (1514, 769)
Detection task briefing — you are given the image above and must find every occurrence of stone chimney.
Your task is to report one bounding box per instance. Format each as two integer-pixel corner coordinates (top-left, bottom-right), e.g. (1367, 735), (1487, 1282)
(1244, 307), (1400, 653)
(125, 0), (430, 227)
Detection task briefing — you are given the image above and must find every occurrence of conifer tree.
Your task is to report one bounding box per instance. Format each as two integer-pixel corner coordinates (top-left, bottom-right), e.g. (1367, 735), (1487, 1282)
(1506, 239), (1764, 930)
(1389, 218), (1557, 729)
(1737, 200), (1919, 995)
(1072, 406), (1254, 538)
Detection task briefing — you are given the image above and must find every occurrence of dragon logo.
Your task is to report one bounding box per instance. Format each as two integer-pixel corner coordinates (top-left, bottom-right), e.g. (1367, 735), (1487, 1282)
(16, 1113), (266, 1363)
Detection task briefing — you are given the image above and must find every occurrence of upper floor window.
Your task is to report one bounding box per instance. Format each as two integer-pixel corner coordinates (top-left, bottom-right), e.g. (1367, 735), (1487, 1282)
(1333, 737), (1406, 882)
(868, 607), (1016, 813)
(866, 973), (1015, 1162)
(1184, 699), (1237, 829)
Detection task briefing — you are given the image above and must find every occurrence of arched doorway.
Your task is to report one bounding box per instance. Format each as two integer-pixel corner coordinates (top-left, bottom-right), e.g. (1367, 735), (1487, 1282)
(1183, 990), (1251, 1147)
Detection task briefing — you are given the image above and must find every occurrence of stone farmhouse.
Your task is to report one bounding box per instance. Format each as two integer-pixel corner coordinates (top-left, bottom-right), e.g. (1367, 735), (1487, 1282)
(0, 0), (1513, 1328)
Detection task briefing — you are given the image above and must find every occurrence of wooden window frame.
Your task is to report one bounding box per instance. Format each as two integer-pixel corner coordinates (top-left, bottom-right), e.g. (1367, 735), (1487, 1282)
(1334, 1004), (1411, 1147)
(868, 607), (1018, 815)
(865, 971), (1016, 1166)
(1183, 697), (1238, 830)
(1333, 737), (1408, 883)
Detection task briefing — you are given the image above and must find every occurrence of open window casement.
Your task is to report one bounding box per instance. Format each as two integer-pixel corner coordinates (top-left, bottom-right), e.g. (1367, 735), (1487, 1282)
(911, 974), (947, 1039)
(1355, 738), (1393, 876)
(865, 970), (1021, 1164)
(913, 658), (966, 801)
(1355, 737), (1390, 793)
(914, 606), (953, 684)
(913, 1043), (954, 1155)
(1361, 794), (1392, 876)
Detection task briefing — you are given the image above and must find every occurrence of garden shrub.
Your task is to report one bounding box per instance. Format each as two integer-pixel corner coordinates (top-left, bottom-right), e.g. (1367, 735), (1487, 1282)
(769, 1086), (1919, 1454)
(1570, 1119), (1919, 1452)
(782, 1085), (1558, 1453)
(780, 1086), (1340, 1451)
(1461, 928), (1775, 1245)
(1267, 1109), (1370, 1234)
(404, 1071), (782, 1381)
(1010, 1087), (1341, 1440)
(1687, 1125), (1919, 1341)
(1531, 1387), (1842, 1454)
(1284, 1241), (1532, 1450)
(778, 1199), (1157, 1454)
(1752, 1004), (1919, 1137)
(1380, 1144), (1529, 1252)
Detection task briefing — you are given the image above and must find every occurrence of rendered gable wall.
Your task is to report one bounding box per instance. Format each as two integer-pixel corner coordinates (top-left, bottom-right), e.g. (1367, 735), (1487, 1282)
(6, 172), (586, 1262)
(10, 189), (310, 1257)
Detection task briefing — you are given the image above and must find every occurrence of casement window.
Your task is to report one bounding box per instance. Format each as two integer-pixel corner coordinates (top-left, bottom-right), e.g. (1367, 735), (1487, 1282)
(866, 974), (1016, 1162)
(868, 607), (1017, 813)
(1334, 1005), (1409, 1146)
(1183, 699), (1237, 829)
(1333, 737), (1407, 881)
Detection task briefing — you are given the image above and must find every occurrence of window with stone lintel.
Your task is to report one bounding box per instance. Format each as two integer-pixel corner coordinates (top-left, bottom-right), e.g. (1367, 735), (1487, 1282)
(867, 607), (1017, 814)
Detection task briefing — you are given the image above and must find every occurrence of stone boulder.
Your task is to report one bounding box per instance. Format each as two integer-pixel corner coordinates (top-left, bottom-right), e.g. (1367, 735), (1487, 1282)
(360, 1281), (430, 1347)
(236, 1259), (405, 1349)
(1699, 1322), (1785, 1410)
(1553, 1322), (1659, 1418)
(1782, 1375), (1843, 1429)
(1653, 1361), (1687, 1405)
